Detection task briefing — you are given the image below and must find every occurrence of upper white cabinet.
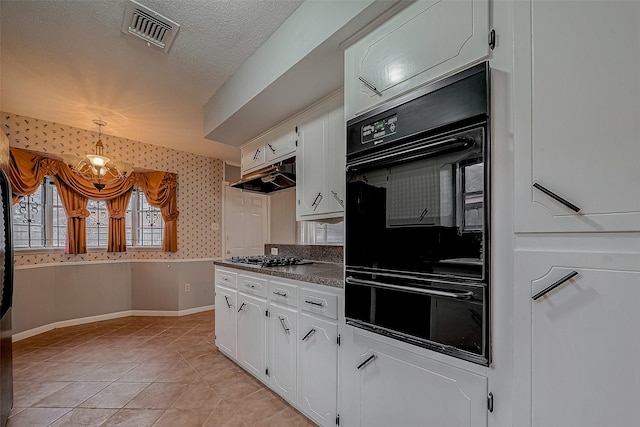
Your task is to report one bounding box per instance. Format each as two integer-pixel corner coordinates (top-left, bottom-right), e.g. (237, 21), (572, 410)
(344, 0), (491, 120)
(514, 250), (640, 427)
(514, 0), (640, 233)
(240, 119), (297, 175)
(296, 91), (346, 221)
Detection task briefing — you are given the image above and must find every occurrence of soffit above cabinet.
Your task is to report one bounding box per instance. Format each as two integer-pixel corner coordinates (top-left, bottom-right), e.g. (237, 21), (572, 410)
(203, 0), (404, 147)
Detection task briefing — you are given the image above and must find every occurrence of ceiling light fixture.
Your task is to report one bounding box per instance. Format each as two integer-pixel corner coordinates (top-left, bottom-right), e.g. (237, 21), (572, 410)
(61, 119), (134, 191)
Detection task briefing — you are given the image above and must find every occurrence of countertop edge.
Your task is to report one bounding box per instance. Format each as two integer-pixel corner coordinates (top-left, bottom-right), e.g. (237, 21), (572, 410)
(213, 259), (344, 289)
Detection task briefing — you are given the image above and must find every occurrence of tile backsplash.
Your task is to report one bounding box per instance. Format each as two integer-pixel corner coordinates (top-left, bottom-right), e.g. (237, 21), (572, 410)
(265, 244), (343, 264)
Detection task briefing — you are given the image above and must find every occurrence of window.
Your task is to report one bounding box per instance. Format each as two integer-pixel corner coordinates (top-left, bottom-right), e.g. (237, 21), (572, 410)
(298, 220), (344, 245)
(12, 179), (163, 249)
(126, 187), (164, 247)
(12, 177), (65, 248)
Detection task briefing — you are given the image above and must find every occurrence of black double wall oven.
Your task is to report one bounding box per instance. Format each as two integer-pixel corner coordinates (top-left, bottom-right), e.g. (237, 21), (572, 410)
(344, 62), (491, 365)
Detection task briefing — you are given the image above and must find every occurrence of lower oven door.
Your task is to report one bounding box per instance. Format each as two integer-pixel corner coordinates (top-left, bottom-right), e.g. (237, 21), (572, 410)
(345, 274), (488, 365)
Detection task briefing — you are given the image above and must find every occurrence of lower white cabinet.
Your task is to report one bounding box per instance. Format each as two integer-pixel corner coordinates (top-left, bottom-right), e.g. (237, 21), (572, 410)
(214, 266), (342, 426)
(236, 292), (267, 381)
(515, 250), (640, 427)
(341, 328), (488, 427)
(268, 303), (297, 404)
(297, 312), (339, 427)
(214, 285), (237, 358)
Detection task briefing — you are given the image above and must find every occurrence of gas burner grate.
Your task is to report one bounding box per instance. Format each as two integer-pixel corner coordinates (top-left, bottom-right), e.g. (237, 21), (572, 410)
(228, 255), (312, 267)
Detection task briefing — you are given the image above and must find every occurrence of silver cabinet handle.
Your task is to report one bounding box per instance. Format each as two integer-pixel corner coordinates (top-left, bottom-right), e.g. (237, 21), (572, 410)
(358, 76), (382, 96)
(224, 295), (232, 309)
(272, 291), (288, 298)
(357, 354), (377, 370)
(532, 271), (579, 300)
(267, 143), (276, 154)
(331, 190), (344, 208)
(278, 316), (290, 335)
(253, 148), (261, 161)
(244, 283), (257, 289)
(237, 302), (246, 313)
(302, 328), (316, 341)
(533, 183), (581, 213)
(311, 192), (323, 210)
(305, 300), (324, 307)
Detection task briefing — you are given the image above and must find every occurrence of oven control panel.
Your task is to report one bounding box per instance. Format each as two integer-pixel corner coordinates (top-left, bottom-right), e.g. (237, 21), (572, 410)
(361, 114), (398, 145)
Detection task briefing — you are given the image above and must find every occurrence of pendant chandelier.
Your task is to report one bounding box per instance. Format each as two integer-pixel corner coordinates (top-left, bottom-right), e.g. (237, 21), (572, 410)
(61, 120), (134, 191)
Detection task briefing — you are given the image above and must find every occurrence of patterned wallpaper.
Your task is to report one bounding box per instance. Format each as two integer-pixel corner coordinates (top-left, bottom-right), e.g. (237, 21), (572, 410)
(1, 112), (224, 266)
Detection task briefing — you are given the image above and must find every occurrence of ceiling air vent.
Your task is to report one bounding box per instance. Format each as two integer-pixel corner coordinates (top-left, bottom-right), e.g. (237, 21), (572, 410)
(121, 0), (180, 53)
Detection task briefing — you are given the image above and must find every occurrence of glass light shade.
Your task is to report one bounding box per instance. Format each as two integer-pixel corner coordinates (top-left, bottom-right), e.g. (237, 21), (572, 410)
(86, 154), (110, 168)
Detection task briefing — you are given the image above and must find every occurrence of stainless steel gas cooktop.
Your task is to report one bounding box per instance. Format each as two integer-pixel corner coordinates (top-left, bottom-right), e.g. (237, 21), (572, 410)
(227, 255), (312, 267)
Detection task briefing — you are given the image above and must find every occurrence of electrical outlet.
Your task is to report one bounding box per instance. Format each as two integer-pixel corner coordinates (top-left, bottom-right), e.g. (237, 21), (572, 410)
(271, 247), (279, 255)
(184, 283), (191, 292)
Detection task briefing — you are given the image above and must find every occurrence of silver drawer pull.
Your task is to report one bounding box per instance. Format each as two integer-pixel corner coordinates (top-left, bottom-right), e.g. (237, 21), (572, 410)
(278, 316), (290, 335)
(245, 284), (257, 289)
(302, 328), (316, 341)
(305, 300), (324, 307)
(273, 291), (288, 298)
(533, 183), (581, 213)
(532, 271), (579, 300)
(357, 354), (377, 370)
(358, 76), (382, 96)
(331, 190), (344, 208)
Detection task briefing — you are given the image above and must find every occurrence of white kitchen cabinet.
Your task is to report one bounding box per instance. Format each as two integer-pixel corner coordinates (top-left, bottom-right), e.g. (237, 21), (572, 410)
(297, 311), (339, 427)
(267, 303), (297, 405)
(514, 250), (640, 427)
(236, 292), (267, 381)
(214, 285), (237, 358)
(341, 328), (488, 427)
(214, 267), (238, 359)
(296, 91), (345, 221)
(240, 119), (297, 174)
(344, 0), (491, 120)
(214, 266), (343, 426)
(513, 0), (640, 233)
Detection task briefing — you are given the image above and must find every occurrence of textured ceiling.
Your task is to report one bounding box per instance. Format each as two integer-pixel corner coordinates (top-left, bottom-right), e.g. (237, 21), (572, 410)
(0, 0), (305, 163)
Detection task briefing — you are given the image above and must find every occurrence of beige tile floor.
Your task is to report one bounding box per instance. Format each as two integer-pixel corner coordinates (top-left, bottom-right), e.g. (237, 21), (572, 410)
(8, 311), (316, 426)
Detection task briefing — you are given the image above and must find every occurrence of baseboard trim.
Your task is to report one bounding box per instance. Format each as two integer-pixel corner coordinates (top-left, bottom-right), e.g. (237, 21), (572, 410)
(12, 306), (215, 342)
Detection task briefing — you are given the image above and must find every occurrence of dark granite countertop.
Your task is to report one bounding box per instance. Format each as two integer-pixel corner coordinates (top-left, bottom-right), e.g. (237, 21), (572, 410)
(213, 259), (344, 289)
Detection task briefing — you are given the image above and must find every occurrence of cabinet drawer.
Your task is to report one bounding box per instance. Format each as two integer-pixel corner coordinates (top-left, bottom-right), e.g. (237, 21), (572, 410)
(215, 268), (237, 289)
(269, 280), (298, 308)
(299, 288), (338, 320)
(239, 274), (268, 298)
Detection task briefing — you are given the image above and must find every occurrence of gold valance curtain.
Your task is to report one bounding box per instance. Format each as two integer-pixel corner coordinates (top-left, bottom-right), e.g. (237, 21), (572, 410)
(4, 147), (179, 254)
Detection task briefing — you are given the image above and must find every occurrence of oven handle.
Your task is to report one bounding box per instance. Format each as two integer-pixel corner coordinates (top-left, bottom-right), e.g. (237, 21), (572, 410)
(347, 137), (473, 170)
(345, 276), (474, 300)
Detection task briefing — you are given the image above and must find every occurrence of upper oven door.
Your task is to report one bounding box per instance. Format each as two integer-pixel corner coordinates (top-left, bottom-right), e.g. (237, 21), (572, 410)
(345, 126), (487, 281)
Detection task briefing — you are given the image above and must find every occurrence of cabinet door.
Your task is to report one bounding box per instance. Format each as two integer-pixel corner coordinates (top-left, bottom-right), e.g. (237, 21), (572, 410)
(268, 304), (297, 405)
(265, 124), (296, 163)
(514, 0), (640, 232)
(297, 313), (338, 427)
(515, 251), (640, 427)
(214, 286), (237, 359)
(344, 0), (490, 120)
(240, 139), (266, 174)
(343, 329), (487, 427)
(237, 293), (267, 381)
(297, 105), (328, 218)
(324, 99), (346, 216)
(297, 92), (345, 220)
